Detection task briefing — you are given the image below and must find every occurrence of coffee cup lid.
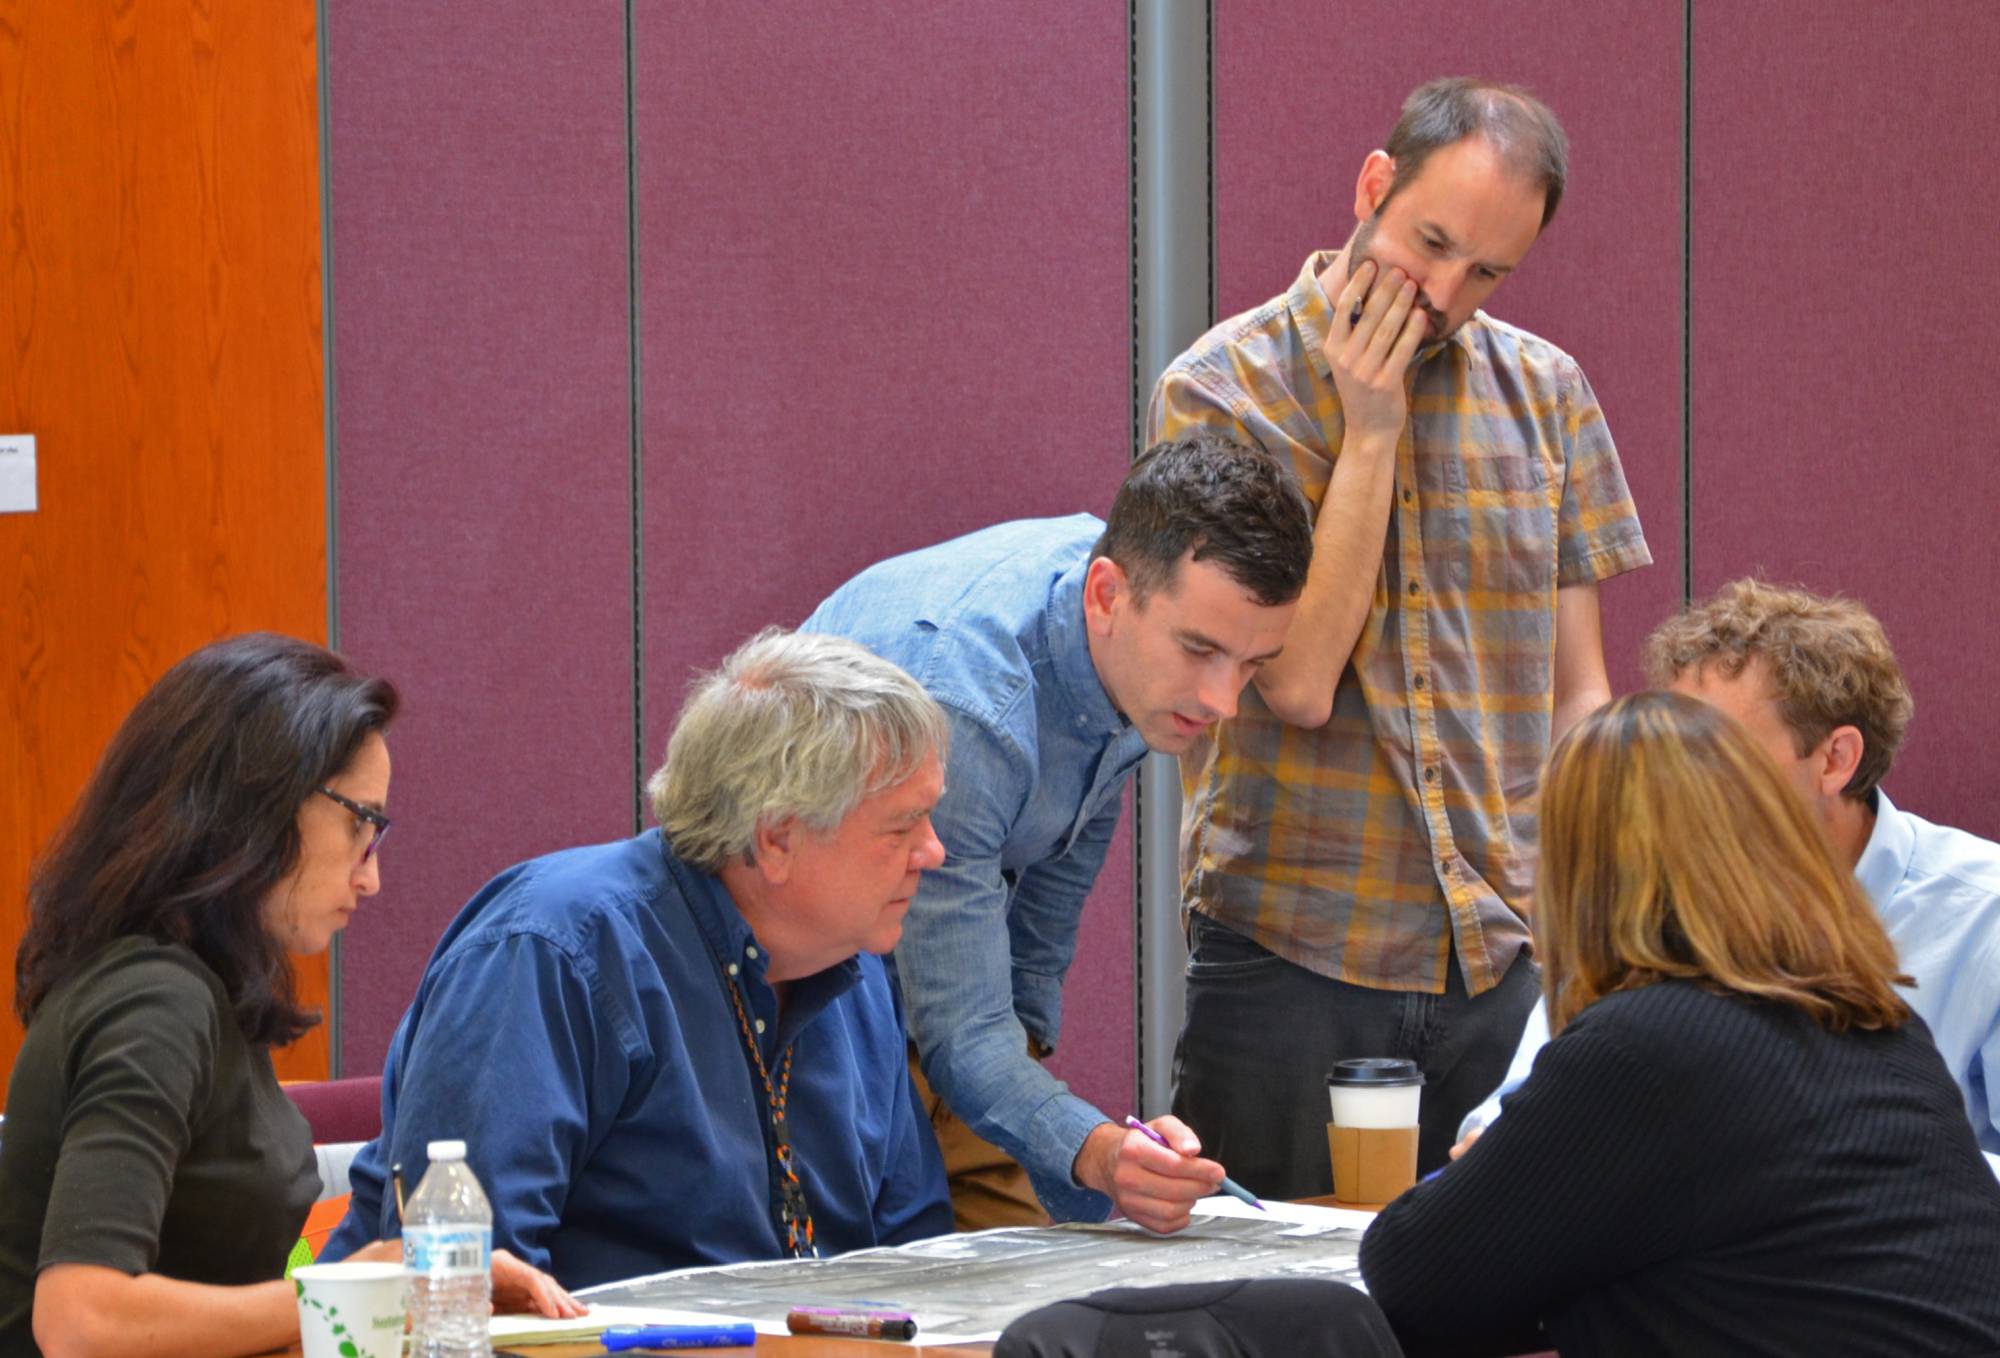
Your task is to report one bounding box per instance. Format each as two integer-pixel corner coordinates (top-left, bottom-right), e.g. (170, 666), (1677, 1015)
(1326, 1058), (1423, 1088)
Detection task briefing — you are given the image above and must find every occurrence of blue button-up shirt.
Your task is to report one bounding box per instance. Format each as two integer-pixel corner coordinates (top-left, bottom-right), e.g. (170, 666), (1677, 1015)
(324, 831), (950, 1287)
(803, 515), (1151, 1222)
(1469, 790), (2000, 1158)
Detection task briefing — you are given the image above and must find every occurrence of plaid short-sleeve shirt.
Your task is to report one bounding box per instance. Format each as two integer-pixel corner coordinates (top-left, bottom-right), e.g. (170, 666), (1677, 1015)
(1146, 252), (1652, 996)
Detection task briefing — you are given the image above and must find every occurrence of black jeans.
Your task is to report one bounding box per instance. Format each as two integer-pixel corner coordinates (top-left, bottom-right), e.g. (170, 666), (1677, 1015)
(1170, 913), (1540, 1198)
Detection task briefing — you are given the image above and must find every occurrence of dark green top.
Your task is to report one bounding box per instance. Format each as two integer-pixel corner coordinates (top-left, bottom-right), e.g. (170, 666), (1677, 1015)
(0, 937), (319, 1355)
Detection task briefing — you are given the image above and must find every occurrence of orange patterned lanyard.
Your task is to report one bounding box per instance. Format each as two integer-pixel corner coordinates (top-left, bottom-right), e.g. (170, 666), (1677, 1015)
(720, 974), (820, 1259)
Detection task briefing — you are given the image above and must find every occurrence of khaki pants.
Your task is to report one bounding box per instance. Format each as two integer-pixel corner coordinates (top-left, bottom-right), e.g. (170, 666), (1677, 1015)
(907, 1043), (1051, 1232)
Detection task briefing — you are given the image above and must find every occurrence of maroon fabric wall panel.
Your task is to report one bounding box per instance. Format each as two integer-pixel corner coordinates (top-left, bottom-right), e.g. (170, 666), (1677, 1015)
(632, 4), (1134, 1115)
(1692, 5), (2000, 839)
(1214, 2), (1686, 692)
(328, 4), (634, 1071)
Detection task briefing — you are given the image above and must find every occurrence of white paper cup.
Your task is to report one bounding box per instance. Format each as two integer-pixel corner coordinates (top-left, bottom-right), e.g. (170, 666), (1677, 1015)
(1326, 1058), (1423, 1128)
(293, 1261), (409, 1358)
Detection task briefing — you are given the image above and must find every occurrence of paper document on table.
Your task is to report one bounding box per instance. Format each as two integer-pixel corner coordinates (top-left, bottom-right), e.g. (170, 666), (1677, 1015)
(1191, 1194), (1378, 1233)
(491, 1303), (752, 1346)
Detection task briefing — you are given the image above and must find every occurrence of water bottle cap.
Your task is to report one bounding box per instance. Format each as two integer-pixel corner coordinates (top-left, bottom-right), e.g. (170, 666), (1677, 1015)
(426, 1139), (467, 1160)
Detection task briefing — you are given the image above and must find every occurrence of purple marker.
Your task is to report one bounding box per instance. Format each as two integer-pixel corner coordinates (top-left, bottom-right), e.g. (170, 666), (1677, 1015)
(787, 1307), (917, 1341)
(1124, 1115), (1266, 1211)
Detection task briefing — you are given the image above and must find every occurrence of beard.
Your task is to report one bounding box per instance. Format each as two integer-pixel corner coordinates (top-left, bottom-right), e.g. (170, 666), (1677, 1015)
(1346, 216), (1451, 339)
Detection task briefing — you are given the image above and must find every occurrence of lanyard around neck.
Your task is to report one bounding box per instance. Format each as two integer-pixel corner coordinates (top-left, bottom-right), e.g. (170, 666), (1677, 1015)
(718, 967), (820, 1260)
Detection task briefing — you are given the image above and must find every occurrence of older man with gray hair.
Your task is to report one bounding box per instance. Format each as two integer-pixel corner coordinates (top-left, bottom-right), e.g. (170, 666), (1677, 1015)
(327, 629), (954, 1287)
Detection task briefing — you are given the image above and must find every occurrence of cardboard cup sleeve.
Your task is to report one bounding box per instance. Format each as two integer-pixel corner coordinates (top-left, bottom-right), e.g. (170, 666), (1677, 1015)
(1328, 1122), (1419, 1204)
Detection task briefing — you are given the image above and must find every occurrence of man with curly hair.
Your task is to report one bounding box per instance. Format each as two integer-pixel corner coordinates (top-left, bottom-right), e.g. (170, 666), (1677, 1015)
(1463, 579), (2000, 1160)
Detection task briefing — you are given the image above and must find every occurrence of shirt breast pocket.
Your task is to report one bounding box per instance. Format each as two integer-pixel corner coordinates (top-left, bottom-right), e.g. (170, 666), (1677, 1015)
(1438, 451), (1557, 595)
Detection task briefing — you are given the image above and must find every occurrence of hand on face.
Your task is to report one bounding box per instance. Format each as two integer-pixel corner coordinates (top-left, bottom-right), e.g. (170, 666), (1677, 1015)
(1322, 255), (1431, 443)
(1320, 138), (1547, 435)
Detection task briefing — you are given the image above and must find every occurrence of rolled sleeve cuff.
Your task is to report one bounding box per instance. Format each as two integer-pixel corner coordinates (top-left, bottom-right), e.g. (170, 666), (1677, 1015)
(1558, 534), (1653, 588)
(1022, 1089), (1116, 1223)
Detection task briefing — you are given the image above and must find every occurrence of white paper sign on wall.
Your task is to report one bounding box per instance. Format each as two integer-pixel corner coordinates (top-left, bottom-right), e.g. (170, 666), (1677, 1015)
(0, 434), (36, 514)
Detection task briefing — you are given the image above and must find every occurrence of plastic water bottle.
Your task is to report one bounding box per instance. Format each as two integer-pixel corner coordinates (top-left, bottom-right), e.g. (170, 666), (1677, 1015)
(403, 1138), (492, 1358)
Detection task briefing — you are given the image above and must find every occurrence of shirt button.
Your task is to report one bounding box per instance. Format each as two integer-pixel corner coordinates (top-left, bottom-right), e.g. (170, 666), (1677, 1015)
(1425, 766), (1439, 784)
(745, 945), (759, 959)
(727, 963), (740, 977)
(1402, 489), (1414, 506)
(1408, 580), (1420, 597)
(754, 1018), (766, 1035)
(1413, 674), (1426, 691)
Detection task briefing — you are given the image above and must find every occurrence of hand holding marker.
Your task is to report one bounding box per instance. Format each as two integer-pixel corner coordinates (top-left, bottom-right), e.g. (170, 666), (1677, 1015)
(1123, 1116), (1265, 1211)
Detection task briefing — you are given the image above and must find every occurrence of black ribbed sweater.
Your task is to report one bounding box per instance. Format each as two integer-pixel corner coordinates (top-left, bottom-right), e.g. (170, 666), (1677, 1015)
(1360, 979), (2000, 1358)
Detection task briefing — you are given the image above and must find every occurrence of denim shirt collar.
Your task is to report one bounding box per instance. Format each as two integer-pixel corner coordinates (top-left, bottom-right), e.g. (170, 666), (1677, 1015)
(655, 831), (863, 1041)
(1044, 553), (1129, 739)
(1854, 788), (1912, 913)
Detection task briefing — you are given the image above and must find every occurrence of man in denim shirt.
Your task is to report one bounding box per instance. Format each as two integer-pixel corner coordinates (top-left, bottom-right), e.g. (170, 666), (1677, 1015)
(326, 632), (955, 1284)
(803, 432), (1313, 1229)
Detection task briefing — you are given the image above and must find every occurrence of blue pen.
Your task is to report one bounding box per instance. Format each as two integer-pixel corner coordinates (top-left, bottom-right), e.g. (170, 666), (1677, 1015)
(1124, 1115), (1266, 1211)
(602, 1322), (756, 1350)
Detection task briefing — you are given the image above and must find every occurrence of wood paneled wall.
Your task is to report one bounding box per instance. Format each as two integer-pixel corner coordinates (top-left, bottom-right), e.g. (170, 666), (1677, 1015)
(0, 1), (330, 1085)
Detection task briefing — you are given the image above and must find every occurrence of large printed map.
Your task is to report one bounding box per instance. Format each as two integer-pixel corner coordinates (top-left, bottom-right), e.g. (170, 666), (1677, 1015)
(579, 1199), (1373, 1345)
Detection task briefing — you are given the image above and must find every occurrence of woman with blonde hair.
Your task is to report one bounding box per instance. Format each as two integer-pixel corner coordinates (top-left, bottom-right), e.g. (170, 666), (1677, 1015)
(1360, 691), (2000, 1358)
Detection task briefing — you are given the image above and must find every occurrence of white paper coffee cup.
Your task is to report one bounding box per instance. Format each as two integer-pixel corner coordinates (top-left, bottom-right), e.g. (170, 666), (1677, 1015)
(1326, 1058), (1423, 1128)
(293, 1261), (409, 1358)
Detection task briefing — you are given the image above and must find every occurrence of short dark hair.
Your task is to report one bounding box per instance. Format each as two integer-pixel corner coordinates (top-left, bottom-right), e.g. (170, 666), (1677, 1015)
(16, 633), (399, 1045)
(1093, 429), (1312, 607)
(1381, 77), (1569, 229)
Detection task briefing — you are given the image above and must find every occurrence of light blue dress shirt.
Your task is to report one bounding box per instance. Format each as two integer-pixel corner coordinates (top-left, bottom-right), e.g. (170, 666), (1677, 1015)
(803, 514), (1151, 1222)
(1467, 790), (2000, 1163)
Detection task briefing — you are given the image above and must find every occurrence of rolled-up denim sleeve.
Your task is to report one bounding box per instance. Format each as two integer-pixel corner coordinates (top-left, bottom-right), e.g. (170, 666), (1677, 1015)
(896, 711), (1113, 1222)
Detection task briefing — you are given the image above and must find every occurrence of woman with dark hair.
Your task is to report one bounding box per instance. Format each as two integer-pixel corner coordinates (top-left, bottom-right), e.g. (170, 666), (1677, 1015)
(0, 634), (577, 1358)
(1360, 691), (2000, 1358)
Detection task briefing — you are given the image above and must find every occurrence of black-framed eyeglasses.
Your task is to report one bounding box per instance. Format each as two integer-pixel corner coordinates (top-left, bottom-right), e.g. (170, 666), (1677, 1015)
(317, 786), (391, 861)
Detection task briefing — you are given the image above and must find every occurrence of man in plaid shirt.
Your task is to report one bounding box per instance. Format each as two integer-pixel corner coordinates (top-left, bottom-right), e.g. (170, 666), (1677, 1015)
(1147, 77), (1651, 1193)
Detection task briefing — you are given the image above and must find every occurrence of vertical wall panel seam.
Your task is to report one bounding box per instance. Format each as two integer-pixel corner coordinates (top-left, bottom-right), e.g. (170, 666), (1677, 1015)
(1126, 0), (1142, 1116)
(1206, 0), (1215, 324)
(315, 0), (343, 1077)
(1129, 3), (1142, 463)
(1681, 0), (1695, 604)
(625, 0), (647, 835)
